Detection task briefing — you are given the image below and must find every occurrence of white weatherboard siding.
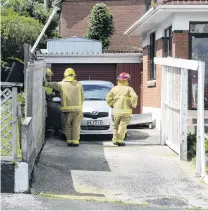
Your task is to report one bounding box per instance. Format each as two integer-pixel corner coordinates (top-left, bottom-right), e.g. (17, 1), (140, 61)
(142, 106), (161, 130)
(15, 162), (29, 193)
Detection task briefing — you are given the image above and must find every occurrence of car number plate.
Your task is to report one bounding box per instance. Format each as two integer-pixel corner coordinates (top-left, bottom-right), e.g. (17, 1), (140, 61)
(87, 120), (103, 126)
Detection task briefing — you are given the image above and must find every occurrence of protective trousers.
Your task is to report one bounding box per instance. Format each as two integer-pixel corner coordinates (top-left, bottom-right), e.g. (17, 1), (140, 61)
(112, 115), (131, 144)
(64, 112), (83, 144)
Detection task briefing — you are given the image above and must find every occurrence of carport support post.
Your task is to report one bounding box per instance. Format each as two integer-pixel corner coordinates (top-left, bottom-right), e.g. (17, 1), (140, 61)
(196, 61), (205, 177)
(160, 65), (166, 145)
(179, 68), (188, 161)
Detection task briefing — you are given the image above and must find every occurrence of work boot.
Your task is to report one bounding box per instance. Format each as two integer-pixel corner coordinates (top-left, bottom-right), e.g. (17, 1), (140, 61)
(67, 140), (73, 147)
(67, 143), (73, 147)
(73, 144), (79, 147)
(118, 142), (126, 146)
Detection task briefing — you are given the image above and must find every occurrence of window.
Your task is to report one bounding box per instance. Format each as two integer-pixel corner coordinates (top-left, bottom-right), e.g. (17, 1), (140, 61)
(150, 32), (156, 80)
(189, 22), (208, 109)
(83, 84), (112, 101)
(164, 26), (172, 57)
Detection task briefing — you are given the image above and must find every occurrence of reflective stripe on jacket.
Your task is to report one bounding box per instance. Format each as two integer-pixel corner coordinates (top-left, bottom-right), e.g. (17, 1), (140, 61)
(106, 82), (138, 115)
(45, 79), (84, 112)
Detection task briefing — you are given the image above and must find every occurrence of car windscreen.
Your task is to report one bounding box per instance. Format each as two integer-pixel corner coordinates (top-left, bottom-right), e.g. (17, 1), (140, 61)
(83, 84), (112, 100)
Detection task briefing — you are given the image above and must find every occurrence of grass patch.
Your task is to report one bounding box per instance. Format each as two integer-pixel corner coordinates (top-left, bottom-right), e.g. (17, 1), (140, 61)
(39, 192), (150, 207)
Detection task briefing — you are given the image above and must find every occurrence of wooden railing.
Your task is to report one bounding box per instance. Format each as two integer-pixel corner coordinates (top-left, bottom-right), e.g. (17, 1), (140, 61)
(154, 57), (206, 177)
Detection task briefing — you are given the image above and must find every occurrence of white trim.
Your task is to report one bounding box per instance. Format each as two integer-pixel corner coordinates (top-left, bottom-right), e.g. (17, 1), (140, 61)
(125, 5), (208, 36)
(37, 53), (142, 64)
(125, 7), (155, 36)
(154, 57), (200, 70)
(147, 80), (156, 87)
(196, 61), (206, 177)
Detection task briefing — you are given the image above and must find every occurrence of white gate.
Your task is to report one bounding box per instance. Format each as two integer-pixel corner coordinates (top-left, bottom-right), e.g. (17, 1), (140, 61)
(155, 57), (205, 167)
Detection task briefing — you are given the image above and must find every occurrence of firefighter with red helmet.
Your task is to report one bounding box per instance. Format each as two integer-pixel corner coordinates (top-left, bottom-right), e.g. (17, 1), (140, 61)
(106, 72), (138, 146)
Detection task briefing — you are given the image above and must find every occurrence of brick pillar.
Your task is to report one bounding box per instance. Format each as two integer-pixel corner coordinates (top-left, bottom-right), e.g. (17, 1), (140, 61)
(143, 45), (150, 82)
(142, 37), (163, 108)
(172, 30), (189, 59)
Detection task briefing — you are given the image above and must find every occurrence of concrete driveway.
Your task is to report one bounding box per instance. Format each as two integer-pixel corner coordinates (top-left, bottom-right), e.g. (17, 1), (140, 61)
(29, 128), (208, 210)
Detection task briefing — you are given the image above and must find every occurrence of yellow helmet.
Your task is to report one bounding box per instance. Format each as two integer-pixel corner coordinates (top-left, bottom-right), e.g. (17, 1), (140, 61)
(46, 68), (53, 77)
(64, 68), (76, 77)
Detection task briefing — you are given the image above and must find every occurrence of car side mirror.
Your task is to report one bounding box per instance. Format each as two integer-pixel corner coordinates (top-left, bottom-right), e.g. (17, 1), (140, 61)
(52, 97), (61, 103)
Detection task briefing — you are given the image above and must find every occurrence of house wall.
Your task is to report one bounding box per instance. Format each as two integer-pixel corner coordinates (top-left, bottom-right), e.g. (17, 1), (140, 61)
(142, 12), (208, 129)
(60, 0), (145, 51)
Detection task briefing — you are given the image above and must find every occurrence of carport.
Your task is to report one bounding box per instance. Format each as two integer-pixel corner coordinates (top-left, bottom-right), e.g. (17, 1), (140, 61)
(37, 37), (143, 114)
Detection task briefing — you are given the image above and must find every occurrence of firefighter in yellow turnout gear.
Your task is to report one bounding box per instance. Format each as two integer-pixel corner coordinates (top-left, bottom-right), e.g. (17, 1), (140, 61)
(44, 68), (84, 147)
(106, 72), (138, 146)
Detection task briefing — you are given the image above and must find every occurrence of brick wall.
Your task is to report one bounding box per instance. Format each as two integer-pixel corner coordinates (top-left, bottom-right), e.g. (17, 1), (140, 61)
(143, 31), (190, 109)
(142, 38), (163, 108)
(60, 0), (145, 51)
(172, 31), (189, 59)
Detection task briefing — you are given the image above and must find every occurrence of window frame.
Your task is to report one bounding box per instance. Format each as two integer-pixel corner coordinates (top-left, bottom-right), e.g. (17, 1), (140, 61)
(149, 31), (156, 80)
(188, 21), (208, 110)
(164, 26), (172, 57)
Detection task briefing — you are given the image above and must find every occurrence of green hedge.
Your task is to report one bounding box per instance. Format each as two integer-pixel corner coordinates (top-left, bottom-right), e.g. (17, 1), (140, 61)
(187, 133), (208, 161)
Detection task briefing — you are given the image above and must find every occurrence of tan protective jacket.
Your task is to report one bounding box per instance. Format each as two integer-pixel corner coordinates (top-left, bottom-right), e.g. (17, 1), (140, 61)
(45, 79), (84, 112)
(106, 82), (138, 115)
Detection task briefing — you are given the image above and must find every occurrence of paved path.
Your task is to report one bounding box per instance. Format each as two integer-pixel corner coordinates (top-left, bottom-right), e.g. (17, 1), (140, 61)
(11, 129), (208, 210)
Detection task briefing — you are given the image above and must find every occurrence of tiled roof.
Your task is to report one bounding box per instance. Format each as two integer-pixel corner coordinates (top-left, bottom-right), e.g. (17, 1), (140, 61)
(159, 0), (208, 4)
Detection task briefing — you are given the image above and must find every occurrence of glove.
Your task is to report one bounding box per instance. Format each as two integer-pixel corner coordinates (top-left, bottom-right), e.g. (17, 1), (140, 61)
(43, 77), (47, 86)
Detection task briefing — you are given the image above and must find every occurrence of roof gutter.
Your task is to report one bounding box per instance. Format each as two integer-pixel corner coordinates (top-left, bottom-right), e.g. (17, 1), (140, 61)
(124, 4), (208, 36)
(124, 7), (156, 36)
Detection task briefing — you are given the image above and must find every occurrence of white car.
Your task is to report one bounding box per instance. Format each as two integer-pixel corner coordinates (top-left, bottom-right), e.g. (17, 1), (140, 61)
(80, 80), (114, 135)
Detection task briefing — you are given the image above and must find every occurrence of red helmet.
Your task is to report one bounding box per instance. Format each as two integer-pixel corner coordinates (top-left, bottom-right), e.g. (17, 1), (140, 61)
(117, 72), (131, 81)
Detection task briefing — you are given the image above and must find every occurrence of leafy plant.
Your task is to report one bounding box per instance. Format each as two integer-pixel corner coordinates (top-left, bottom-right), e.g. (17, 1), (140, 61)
(205, 138), (208, 153)
(187, 133), (208, 161)
(17, 92), (25, 120)
(2, 0), (58, 37)
(1, 0), (59, 60)
(1, 8), (43, 60)
(187, 133), (197, 160)
(85, 3), (114, 49)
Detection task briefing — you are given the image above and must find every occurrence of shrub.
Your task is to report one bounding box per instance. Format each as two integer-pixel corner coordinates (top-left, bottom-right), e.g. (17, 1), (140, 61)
(187, 133), (208, 161)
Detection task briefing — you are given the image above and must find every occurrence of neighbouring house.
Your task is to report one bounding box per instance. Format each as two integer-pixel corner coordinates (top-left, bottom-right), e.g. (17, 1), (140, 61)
(37, 0), (150, 114)
(60, 0), (146, 52)
(125, 0), (208, 130)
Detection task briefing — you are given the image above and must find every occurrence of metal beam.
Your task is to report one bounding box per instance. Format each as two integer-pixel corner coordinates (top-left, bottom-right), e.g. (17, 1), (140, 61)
(44, 0), (49, 10)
